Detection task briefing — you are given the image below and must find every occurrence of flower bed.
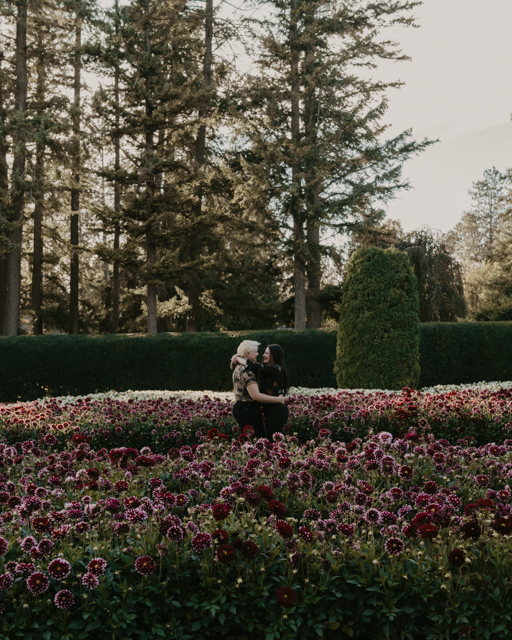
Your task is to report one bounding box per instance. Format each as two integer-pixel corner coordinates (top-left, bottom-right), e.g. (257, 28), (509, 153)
(0, 411), (511, 639)
(2, 383), (512, 452)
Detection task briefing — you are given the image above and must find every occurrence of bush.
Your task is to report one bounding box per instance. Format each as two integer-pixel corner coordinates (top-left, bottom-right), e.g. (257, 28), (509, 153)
(0, 331), (337, 402)
(335, 247), (420, 390)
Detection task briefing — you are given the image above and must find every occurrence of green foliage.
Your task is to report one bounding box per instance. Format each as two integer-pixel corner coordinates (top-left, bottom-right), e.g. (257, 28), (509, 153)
(419, 322), (512, 388)
(0, 330), (337, 402)
(335, 247), (420, 390)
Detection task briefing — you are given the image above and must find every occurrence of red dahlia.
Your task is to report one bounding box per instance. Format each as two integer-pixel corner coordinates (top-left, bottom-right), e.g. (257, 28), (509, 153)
(239, 541), (259, 559)
(418, 523), (438, 541)
(448, 548), (466, 568)
(212, 529), (229, 542)
(492, 517), (512, 535)
(275, 520), (294, 539)
(268, 500), (287, 518)
(276, 587), (296, 607)
(212, 503), (231, 521)
(216, 544), (236, 564)
(54, 589), (75, 610)
(461, 520), (481, 540)
(256, 485), (274, 501)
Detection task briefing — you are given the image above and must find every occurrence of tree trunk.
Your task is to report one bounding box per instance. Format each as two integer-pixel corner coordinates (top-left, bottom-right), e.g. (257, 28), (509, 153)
(186, 0), (213, 332)
(69, 20), (81, 335)
(290, 0), (305, 329)
(112, 7), (121, 333)
(146, 229), (157, 334)
(0, 55), (9, 334)
(0, 258), (6, 334)
(32, 29), (45, 335)
(306, 220), (322, 328)
(4, 0), (28, 336)
(144, 19), (158, 334)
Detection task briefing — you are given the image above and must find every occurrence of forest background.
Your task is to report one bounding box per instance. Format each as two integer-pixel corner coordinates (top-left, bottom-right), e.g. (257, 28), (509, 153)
(1, 0), (511, 337)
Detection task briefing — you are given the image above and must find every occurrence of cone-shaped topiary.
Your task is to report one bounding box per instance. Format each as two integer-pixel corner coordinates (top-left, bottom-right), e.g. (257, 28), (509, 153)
(335, 246), (420, 390)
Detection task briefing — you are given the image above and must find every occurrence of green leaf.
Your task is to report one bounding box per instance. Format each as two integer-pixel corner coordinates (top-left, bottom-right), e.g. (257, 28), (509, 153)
(43, 632), (51, 640)
(218, 613), (226, 625)
(85, 620), (101, 632)
(68, 621), (86, 630)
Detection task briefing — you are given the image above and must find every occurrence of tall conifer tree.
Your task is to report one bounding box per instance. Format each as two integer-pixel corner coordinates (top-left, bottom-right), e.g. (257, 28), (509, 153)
(240, 0), (430, 328)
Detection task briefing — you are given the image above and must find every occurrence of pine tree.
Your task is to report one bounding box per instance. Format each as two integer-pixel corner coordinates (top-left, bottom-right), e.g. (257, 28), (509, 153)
(238, 0), (430, 328)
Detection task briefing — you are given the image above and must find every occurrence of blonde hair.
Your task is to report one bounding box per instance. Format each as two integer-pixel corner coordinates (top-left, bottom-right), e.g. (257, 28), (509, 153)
(237, 340), (260, 358)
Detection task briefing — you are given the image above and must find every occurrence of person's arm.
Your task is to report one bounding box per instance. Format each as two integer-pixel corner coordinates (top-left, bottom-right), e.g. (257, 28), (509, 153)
(246, 382), (285, 404)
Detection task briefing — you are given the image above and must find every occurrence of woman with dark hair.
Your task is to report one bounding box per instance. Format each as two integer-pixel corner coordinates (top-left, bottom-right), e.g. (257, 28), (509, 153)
(231, 343), (289, 439)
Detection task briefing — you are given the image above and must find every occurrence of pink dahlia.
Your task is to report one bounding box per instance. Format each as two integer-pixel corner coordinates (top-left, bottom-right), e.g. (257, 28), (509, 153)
(191, 532), (212, 552)
(88, 558), (107, 576)
(54, 589), (75, 610)
(27, 572), (50, 594)
(48, 558), (71, 580)
(0, 573), (13, 591)
(134, 556), (156, 576)
(82, 572), (99, 589)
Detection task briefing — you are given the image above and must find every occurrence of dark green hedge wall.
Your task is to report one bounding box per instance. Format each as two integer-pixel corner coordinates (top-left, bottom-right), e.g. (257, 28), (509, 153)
(1, 323), (512, 401)
(0, 330), (338, 402)
(419, 321), (512, 387)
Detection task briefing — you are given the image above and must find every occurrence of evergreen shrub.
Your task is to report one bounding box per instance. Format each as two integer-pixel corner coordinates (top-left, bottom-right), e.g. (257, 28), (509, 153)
(335, 246), (420, 390)
(0, 330), (337, 402)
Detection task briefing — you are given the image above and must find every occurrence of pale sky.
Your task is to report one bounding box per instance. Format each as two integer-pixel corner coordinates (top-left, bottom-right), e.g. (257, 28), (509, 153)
(380, 0), (512, 233)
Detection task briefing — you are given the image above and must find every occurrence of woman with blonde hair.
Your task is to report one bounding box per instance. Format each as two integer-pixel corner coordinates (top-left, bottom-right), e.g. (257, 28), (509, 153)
(230, 340), (285, 439)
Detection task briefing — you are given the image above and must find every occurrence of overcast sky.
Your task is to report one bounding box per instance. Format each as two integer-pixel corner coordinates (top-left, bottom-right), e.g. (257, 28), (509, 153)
(379, 0), (512, 233)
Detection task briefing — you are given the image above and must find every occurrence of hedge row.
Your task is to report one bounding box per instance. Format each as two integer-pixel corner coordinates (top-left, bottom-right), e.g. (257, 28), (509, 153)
(0, 330), (337, 402)
(1, 322), (512, 401)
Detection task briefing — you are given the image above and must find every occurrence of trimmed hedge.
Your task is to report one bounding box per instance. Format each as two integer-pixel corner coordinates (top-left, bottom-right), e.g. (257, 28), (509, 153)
(2, 322), (512, 401)
(0, 330), (338, 402)
(419, 321), (512, 386)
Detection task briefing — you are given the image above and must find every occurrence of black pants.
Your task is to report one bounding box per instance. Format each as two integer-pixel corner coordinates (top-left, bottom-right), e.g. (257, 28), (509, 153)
(232, 401), (265, 439)
(262, 404), (289, 440)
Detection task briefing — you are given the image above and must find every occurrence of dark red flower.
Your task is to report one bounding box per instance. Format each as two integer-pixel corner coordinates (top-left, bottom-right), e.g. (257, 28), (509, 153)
(418, 523), (438, 540)
(240, 541), (259, 559)
(276, 586), (296, 607)
(412, 512), (432, 527)
(212, 529), (229, 542)
(212, 503), (231, 522)
(216, 544), (236, 564)
(448, 548), (466, 568)
(275, 520), (293, 539)
(256, 485), (274, 501)
(268, 500), (287, 518)
(492, 516), (512, 535)
(461, 520), (481, 540)
(207, 428), (220, 440)
(403, 524), (418, 538)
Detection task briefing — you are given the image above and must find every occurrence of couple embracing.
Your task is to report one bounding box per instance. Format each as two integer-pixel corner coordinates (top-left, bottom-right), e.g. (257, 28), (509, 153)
(230, 340), (289, 440)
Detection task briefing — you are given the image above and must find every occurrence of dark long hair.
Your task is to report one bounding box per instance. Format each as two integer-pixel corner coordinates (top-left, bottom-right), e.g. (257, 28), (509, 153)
(267, 344), (289, 394)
